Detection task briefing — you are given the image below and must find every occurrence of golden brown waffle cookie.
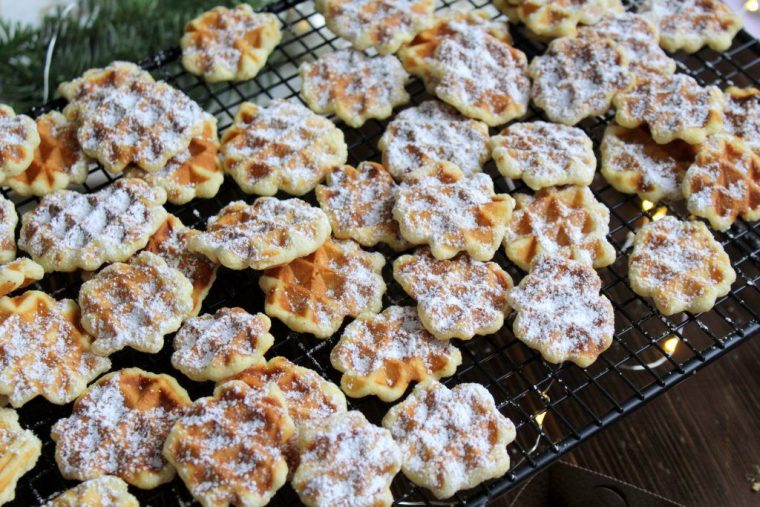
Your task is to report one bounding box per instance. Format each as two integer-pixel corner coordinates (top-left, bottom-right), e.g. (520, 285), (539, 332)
(0, 104), (40, 180)
(316, 0), (435, 55)
(614, 74), (724, 145)
(722, 86), (760, 155)
(143, 214), (218, 316)
(300, 49), (410, 128)
(316, 162), (410, 251)
(221, 99), (347, 196)
(259, 238), (385, 338)
(393, 248), (513, 340)
(18, 178), (167, 272)
(682, 134), (760, 231)
(507, 256), (614, 367)
(393, 162), (514, 261)
(172, 307), (274, 382)
(382, 379), (516, 499)
(293, 410), (402, 507)
(510, 0), (624, 38)
(181, 4), (281, 83)
(640, 0), (743, 53)
(505, 186), (616, 271)
(601, 124), (697, 203)
(529, 35), (630, 126)
(79, 252), (193, 356)
(189, 197), (331, 270)
(52, 369), (191, 489)
(490, 121), (596, 190)
(0, 408), (41, 505)
(58, 61), (154, 103)
(43, 476), (139, 507)
(0, 195), (17, 264)
(629, 216), (735, 315)
(378, 100), (490, 181)
(331, 306), (462, 402)
(0, 291), (110, 407)
(163, 381), (294, 507)
(0, 258), (44, 298)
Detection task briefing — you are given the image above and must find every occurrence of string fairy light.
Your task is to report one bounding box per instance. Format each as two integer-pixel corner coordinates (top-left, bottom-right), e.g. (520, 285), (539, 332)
(620, 336), (681, 371)
(746, 0), (759, 13)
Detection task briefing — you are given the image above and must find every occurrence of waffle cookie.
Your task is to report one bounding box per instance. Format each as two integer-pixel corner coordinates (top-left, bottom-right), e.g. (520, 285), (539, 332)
(0, 258), (44, 298)
(722, 86), (760, 155)
(0, 291), (110, 407)
(222, 99), (347, 196)
(188, 197), (331, 270)
(172, 307), (274, 382)
(163, 381), (294, 507)
(490, 121), (596, 190)
(292, 410), (402, 507)
(331, 305), (462, 401)
(42, 476), (139, 507)
(378, 100), (490, 181)
(382, 379), (516, 499)
(640, 0), (743, 53)
(52, 369), (191, 489)
(529, 35), (630, 125)
(0, 104), (40, 179)
(300, 49), (410, 128)
(316, 162), (409, 250)
(58, 61), (154, 104)
(0, 196), (16, 264)
(79, 252), (193, 356)
(316, 0), (435, 55)
(629, 216), (735, 315)
(0, 408), (41, 505)
(393, 162), (514, 261)
(508, 0), (624, 38)
(259, 238), (385, 338)
(394, 248), (513, 340)
(682, 134), (760, 231)
(505, 186), (616, 271)
(181, 4), (281, 82)
(614, 74), (724, 145)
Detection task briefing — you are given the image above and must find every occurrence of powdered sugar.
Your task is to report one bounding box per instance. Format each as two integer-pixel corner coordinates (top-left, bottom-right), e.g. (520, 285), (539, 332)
(0, 105), (39, 176)
(723, 87), (760, 154)
(515, 0), (620, 37)
(0, 195), (16, 263)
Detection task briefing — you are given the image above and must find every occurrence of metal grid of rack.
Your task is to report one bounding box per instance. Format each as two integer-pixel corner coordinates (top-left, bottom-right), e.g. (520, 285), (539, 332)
(10, 0), (760, 505)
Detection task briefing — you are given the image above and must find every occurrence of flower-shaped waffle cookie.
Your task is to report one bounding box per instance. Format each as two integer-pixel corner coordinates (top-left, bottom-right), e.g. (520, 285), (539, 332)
(0, 195), (17, 264)
(505, 186), (616, 271)
(0, 291), (111, 407)
(222, 99), (347, 196)
(316, 0), (435, 55)
(259, 239), (386, 338)
(601, 124), (697, 202)
(188, 197), (331, 270)
(163, 381), (294, 507)
(613, 73), (724, 145)
(144, 214), (218, 316)
(490, 121), (596, 190)
(79, 252), (193, 356)
(510, 0), (624, 38)
(0, 408), (41, 505)
(181, 5), (281, 83)
(52, 369), (191, 489)
(58, 61), (154, 104)
(507, 256), (614, 367)
(378, 100), (490, 181)
(331, 305), (462, 401)
(393, 162), (514, 261)
(393, 248), (513, 340)
(18, 177), (168, 272)
(722, 86), (760, 155)
(529, 35), (630, 126)
(382, 379), (516, 499)
(629, 216), (735, 315)
(316, 162), (409, 250)
(0, 258), (44, 298)
(640, 0), (743, 53)
(42, 476), (139, 507)
(682, 134), (760, 231)
(292, 410), (402, 507)
(172, 307), (274, 382)
(300, 49), (410, 128)
(0, 104), (40, 179)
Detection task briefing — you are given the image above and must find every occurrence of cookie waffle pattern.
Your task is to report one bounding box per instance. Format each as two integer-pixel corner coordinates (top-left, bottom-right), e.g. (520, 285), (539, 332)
(629, 216), (736, 315)
(58, 61), (154, 104)
(331, 306), (462, 401)
(0, 291), (110, 407)
(393, 248), (513, 340)
(511, 0), (624, 38)
(0, 104), (40, 179)
(0, 195), (16, 264)
(222, 99), (347, 196)
(382, 379), (516, 499)
(259, 239), (386, 338)
(52, 369), (191, 489)
(79, 252), (194, 356)
(0, 408), (41, 505)
(490, 121), (596, 190)
(0, 259), (44, 298)
(42, 476), (139, 507)
(722, 86), (760, 155)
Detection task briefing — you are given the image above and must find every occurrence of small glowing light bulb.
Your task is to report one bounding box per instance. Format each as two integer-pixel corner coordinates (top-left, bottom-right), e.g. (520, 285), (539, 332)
(663, 336), (679, 355)
(746, 0), (759, 13)
(641, 199), (655, 211)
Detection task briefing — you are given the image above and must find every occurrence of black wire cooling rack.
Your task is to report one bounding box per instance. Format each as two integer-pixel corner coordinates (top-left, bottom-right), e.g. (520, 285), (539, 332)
(9, 0), (760, 505)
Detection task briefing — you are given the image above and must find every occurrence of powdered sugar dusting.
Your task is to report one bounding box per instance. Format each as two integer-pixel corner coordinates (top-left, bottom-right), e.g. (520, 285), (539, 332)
(723, 87), (760, 155)
(0, 105), (39, 175)
(640, 0), (742, 51)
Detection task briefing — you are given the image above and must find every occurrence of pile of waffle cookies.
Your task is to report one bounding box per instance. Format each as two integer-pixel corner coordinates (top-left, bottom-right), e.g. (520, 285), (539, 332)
(0, 0), (757, 505)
